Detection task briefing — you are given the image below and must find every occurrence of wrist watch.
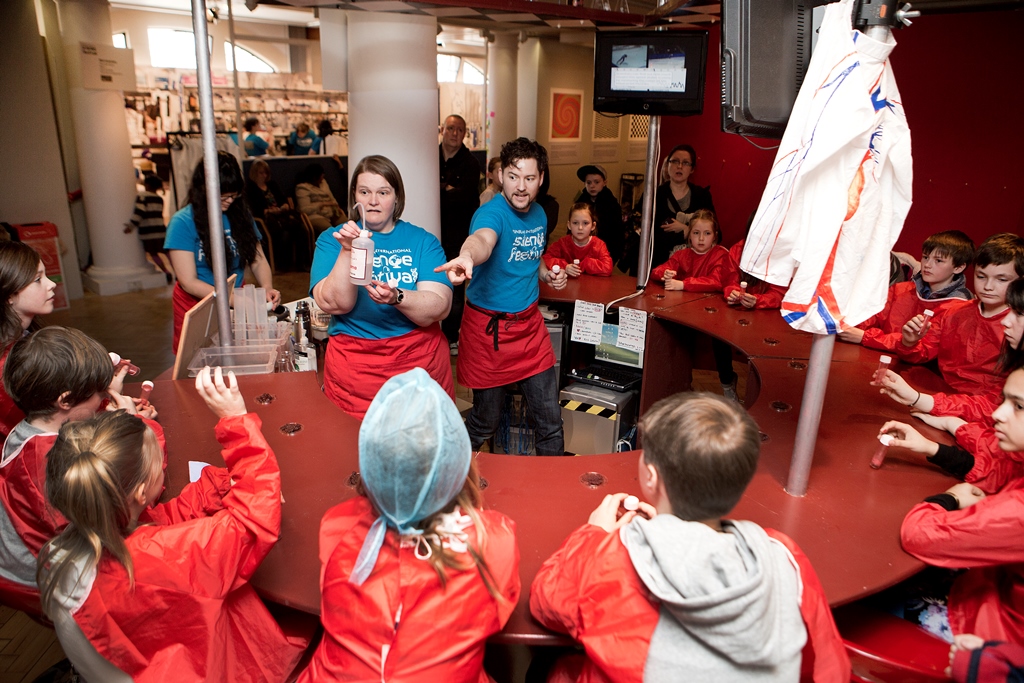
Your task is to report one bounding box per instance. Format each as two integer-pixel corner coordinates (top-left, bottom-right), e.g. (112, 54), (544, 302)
(388, 288), (405, 306)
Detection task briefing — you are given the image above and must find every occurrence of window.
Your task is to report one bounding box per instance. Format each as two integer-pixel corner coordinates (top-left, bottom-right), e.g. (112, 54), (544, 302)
(224, 44), (276, 73)
(462, 60), (484, 85)
(148, 28), (202, 69)
(112, 32), (129, 49)
(437, 54), (460, 83)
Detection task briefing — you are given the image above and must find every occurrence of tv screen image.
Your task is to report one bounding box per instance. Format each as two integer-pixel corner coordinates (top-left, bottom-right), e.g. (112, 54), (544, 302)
(610, 44), (688, 93)
(594, 30), (708, 117)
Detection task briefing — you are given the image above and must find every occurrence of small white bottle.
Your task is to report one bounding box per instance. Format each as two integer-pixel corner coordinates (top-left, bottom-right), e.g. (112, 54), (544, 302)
(919, 309), (935, 336)
(294, 327), (309, 370)
(294, 328), (314, 372)
(349, 230), (374, 286)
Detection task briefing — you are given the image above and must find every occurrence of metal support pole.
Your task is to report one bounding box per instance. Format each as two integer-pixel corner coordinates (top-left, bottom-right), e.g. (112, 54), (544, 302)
(635, 114), (660, 287)
(191, 0), (233, 343)
(785, 19), (898, 496)
(227, 0), (243, 155)
(786, 333), (836, 496)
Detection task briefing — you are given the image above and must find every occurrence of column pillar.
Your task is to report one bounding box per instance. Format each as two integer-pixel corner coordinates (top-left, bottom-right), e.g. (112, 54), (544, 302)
(486, 32), (518, 153)
(517, 37), (541, 140)
(58, 0), (166, 294)
(346, 12), (441, 239)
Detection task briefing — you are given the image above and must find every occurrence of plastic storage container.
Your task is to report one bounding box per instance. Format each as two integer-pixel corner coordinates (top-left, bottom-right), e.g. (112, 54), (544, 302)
(187, 345), (279, 377)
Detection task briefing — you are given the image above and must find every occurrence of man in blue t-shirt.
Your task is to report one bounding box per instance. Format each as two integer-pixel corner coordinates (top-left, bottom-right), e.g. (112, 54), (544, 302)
(288, 122), (320, 156)
(242, 116), (271, 157)
(436, 137), (568, 455)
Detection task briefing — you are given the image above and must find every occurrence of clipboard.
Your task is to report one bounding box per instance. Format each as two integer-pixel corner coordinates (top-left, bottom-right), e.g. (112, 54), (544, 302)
(170, 274), (237, 380)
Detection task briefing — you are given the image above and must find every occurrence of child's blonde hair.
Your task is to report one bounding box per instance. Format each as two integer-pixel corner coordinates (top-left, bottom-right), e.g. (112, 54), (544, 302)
(37, 411), (162, 614)
(568, 201), (598, 234)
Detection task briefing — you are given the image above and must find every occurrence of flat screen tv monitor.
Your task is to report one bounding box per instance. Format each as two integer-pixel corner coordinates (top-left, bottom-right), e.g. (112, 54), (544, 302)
(721, 0), (826, 138)
(593, 30), (709, 117)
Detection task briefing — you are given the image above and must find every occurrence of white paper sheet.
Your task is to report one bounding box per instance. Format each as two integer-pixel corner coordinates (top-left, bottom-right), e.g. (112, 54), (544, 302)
(570, 300), (604, 345)
(188, 460), (212, 483)
(617, 308), (647, 353)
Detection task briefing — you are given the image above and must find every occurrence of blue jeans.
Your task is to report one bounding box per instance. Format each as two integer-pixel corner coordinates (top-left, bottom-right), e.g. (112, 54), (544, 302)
(466, 366), (564, 455)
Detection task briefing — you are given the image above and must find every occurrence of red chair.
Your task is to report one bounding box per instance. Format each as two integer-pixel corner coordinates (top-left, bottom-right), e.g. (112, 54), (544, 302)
(833, 602), (952, 682)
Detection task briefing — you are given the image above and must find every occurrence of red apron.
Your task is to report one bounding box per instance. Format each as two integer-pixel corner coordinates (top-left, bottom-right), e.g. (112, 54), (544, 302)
(323, 325), (454, 419)
(171, 283), (202, 354)
(457, 300), (555, 390)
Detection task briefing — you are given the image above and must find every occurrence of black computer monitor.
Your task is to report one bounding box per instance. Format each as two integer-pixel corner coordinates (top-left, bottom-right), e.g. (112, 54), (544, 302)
(721, 0), (825, 138)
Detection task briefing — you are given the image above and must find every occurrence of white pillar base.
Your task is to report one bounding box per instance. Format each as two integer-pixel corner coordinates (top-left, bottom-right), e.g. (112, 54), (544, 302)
(82, 266), (169, 295)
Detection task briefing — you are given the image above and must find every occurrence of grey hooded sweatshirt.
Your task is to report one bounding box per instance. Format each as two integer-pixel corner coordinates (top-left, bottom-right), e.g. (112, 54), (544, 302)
(620, 515), (807, 682)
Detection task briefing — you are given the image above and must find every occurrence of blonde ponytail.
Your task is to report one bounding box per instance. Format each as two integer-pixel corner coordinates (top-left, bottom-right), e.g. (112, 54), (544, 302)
(37, 412), (159, 615)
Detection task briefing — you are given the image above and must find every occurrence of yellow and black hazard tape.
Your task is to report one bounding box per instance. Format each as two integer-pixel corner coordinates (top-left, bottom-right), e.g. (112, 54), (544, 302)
(559, 399), (618, 421)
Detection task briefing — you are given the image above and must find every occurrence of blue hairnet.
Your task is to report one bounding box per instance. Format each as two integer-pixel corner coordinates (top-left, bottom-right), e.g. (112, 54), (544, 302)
(350, 368), (471, 585)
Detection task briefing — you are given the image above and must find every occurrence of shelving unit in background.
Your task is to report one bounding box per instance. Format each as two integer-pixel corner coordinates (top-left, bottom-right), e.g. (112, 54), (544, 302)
(123, 69), (348, 166)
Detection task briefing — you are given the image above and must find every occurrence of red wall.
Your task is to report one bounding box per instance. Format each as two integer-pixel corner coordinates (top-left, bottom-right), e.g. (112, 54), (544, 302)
(661, 9), (1024, 253)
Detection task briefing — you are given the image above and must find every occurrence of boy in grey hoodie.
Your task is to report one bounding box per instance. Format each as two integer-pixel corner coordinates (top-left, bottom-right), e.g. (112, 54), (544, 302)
(530, 392), (849, 683)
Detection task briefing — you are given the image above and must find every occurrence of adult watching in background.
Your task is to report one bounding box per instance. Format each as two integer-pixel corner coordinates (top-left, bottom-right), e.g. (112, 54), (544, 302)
(439, 114), (481, 354)
(651, 144), (715, 267)
(295, 162), (346, 235)
(245, 160), (309, 271)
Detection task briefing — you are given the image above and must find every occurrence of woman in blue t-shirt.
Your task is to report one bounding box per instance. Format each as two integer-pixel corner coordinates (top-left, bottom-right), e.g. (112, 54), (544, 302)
(310, 155), (454, 418)
(165, 152), (280, 352)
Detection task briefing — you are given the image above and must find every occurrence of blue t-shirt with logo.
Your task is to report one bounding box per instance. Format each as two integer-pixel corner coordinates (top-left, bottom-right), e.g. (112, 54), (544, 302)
(309, 220), (452, 340)
(245, 134), (269, 156)
(289, 131), (320, 156)
(466, 195), (546, 313)
(164, 204), (260, 287)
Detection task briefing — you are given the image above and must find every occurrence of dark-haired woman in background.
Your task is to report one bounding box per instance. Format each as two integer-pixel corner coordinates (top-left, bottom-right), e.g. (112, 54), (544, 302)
(246, 159), (310, 271)
(651, 143), (715, 267)
(165, 152), (280, 351)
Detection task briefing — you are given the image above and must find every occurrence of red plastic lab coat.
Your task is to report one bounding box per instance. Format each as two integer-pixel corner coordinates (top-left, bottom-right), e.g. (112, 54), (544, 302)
(543, 236), (614, 276)
(932, 392), (1000, 427)
(298, 496), (520, 682)
(901, 479), (1024, 644)
(69, 414), (304, 683)
(956, 422), (1024, 495)
(855, 280), (971, 352)
(651, 244), (731, 293)
(722, 241), (789, 310)
(0, 418), (167, 555)
(529, 523), (850, 683)
(896, 300), (1009, 398)
(0, 430), (61, 555)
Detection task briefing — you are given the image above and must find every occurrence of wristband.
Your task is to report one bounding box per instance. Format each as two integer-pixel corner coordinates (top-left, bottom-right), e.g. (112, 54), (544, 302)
(909, 391), (922, 408)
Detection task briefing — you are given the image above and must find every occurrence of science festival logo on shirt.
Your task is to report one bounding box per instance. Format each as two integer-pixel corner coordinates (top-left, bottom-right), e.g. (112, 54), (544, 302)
(509, 226), (545, 263)
(196, 234), (239, 265)
(374, 247), (418, 286)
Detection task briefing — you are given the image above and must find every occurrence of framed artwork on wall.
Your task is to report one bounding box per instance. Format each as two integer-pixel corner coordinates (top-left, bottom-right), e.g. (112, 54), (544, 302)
(549, 89), (584, 141)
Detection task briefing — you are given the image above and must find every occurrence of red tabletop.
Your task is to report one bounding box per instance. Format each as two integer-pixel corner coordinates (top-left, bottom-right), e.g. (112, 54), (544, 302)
(145, 274), (959, 644)
(150, 359), (956, 644)
(540, 274), (713, 312)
